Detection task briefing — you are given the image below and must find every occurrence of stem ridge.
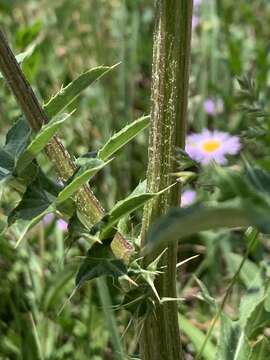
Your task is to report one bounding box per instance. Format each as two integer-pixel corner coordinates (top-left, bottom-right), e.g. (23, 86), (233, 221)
(140, 1), (193, 359)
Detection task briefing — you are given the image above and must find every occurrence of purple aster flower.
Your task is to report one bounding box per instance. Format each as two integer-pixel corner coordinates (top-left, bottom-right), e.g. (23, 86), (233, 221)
(57, 219), (68, 232)
(204, 98), (224, 116)
(43, 213), (54, 225)
(181, 189), (197, 207)
(185, 129), (241, 165)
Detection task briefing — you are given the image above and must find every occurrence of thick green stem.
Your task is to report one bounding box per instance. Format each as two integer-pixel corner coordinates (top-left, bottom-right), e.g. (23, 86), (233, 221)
(140, 1), (193, 359)
(0, 29), (132, 259)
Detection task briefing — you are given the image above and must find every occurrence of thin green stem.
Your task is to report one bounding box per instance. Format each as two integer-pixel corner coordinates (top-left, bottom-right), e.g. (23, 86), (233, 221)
(195, 228), (259, 360)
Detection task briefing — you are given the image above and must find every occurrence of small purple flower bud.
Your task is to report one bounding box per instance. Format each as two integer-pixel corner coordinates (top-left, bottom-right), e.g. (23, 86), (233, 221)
(43, 213), (54, 225)
(181, 190), (197, 207)
(192, 15), (200, 29)
(56, 219), (68, 232)
(204, 99), (215, 115)
(203, 98), (224, 116)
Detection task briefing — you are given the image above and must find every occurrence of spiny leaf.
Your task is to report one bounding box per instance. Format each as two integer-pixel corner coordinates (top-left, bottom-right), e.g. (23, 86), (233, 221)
(16, 112), (73, 173)
(4, 117), (31, 159)
(97, 115), (150, 161)
(0, 118), (31, 182)
(65, 212), (100, 251)
(75, 150), (98, 166)
(37, 169), (63, 197)
(129, 179), (146, 196)
(75, 242), (127, 288)
(56, 158), (112, 204)
(44, 65), (118, 118)
(99, 183), (174, 240)
(67, 212), (88, 241)
(8, 176), (54, 226)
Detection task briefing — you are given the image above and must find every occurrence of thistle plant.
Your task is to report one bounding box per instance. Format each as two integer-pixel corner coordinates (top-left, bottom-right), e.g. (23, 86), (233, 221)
(2, 1), (270, 360)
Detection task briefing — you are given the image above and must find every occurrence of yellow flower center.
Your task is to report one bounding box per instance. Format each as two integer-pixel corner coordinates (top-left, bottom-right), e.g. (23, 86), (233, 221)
(202, 139), (221, 153)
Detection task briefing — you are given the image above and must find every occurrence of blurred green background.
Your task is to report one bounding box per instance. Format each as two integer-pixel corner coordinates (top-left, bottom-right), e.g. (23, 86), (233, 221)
(1, 0), (270, 359)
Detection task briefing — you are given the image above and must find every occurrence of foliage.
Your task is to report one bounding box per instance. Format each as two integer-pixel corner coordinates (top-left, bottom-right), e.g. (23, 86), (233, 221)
(1, 0), (270, 359)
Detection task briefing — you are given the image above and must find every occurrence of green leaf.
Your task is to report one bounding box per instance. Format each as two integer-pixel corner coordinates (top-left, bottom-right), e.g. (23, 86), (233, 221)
(99, 183), (174, 240)
(243, 295), (270, 339)
(129, 179), (146, 196)
(67, 212), (88, 239)
(248, 337), (270, 359)
(264, 285), (270, 312)
(44, 65), (118, 118)
(0, 118), (31, 182)
(0, 147), (14, 181)
(144, 203), (252, 255)
(37, 169), (63, 197)
(56, 158), (112, 204)
(75, 242), (127, 288)
(179, 315), (216, 360)
(65, 211), (99, 250)
(4, 117), (31, 159)
(16, 112), (73, 173)
(75, 151), (98, 166)
(97, 115), (150, 161)
(238, 271), (266, 330)
(8, 176), (53, 226)
(217, 314), (251, 360)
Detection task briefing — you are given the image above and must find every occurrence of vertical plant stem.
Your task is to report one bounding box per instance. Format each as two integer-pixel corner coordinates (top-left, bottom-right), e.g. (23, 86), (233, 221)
(140, 1), (193, 360)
